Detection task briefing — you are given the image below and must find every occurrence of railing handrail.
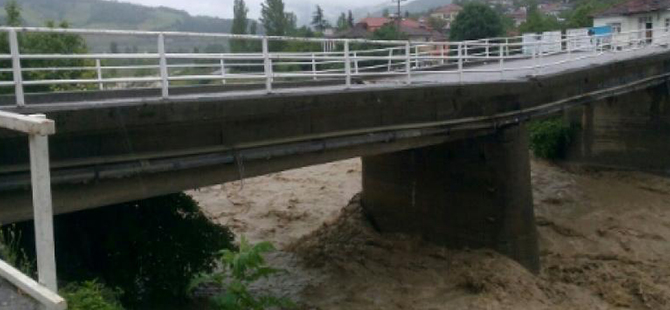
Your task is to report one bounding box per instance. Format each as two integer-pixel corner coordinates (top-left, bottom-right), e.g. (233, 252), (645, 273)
(0, 111), (61, 309)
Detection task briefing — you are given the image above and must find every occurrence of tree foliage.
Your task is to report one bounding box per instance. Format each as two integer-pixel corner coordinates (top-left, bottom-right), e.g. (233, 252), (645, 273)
(4, 193), (236, 307)
(528, 118), (575, 159)
(450, 3), (504, 41)
(60, 280), (124, 310)
(231, 0), (249, 53)
(372, 24), (407, 40)
(311, 5), (329, 32)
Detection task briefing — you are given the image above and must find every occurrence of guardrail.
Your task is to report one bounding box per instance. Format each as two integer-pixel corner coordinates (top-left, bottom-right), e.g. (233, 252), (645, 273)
(0, 111), (63, 309)
(0, 26), (668, 107)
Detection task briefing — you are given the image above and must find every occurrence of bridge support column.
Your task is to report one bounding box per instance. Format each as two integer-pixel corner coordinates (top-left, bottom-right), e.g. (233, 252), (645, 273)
(362, 124), (539, 273)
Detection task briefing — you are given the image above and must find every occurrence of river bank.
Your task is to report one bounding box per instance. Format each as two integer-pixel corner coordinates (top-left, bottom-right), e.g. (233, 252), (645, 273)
(189, 158), (670, 309)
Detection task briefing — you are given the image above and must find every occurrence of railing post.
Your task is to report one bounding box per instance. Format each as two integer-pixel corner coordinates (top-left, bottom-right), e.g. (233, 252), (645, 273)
(457, 42), (463, 83)
(387, 48), (393, 72)
(9, 29), (25, 107)
(28, 114), (58, 293)
(505, 38), (509, 56)
(463, 42), (468, 62)
(485, 39), (490, 58)
(414, 45), (419, 68)
(95, 59), (104, 91)
(538, 40), (543, 74)
(532, 41), (538, 76)
(157, 33), (169, 99)
(353, 51), (359, 74)
(220, 58), (227, 84)
(344, 40), (351, 88)
(499, 43), (504, 80)
(311, 53), (317, 80)
(440, 44), (445, 65)
(405, 42), (411, 84)
(262, 37), (273, 93)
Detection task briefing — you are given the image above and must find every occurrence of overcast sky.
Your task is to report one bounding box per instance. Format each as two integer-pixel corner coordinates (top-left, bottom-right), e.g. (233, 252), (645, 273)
(108, 0), (388, 23)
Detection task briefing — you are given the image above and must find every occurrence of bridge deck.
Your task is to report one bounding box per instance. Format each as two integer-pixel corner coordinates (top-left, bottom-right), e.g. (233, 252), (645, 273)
(1, 46), (668, 111)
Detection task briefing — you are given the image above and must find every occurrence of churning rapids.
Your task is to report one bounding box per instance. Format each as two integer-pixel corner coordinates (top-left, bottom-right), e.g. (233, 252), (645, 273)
(189, 158), (670, 310)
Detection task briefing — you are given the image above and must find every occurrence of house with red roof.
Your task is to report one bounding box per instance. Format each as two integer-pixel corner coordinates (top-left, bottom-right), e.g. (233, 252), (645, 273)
(593, 0), (670, 44)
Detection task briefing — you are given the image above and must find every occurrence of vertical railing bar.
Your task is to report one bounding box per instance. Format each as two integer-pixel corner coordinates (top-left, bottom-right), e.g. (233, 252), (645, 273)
(458, 42), (463, 83)
(353, 51), (359, 74)
(95, 59), (103, 91)
(220, 58), (227, 84)
(405, 42), (411, 84)
(9, 29), (25, 107)
(311, 53), (317, 80)
(28, 114), (58, 293)
(440, 44), (445, 65)
(387, 48), (393, 72)
(262, 37), (272, 93)
(157, 33), (169, 99)
(499, 43), (504, 80)
(344, 40), (351, 88)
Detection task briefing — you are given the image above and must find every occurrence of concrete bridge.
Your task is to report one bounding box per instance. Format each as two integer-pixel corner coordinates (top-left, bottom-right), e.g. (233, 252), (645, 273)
(2, 27), (670, 278)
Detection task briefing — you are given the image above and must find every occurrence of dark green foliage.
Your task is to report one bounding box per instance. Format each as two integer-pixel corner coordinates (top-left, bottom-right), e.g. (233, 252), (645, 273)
(4, 193), (235, 307)
(231, 0), (249, 53)
(372, 24), (408, 41)
(261, 0), (289, 50)
(0, 3), (93, 94)
(528, 118), (575, 159)
(0, 224), (34, 275)
(190, 237), (295, 310)
(450, 3), (503, 41)
(60, 280), (124, 310)
(311, 5), (329, 33)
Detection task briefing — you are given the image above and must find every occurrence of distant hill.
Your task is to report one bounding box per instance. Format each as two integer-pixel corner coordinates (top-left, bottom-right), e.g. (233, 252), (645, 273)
(358, 0), (454, 19)
(0, 0), (232, 33)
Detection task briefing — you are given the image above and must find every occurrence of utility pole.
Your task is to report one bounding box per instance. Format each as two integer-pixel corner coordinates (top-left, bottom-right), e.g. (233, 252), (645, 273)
(391, 0), (407, 35)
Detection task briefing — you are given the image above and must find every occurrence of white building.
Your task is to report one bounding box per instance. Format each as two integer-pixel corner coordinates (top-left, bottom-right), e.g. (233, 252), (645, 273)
(593, 0), (670, 45)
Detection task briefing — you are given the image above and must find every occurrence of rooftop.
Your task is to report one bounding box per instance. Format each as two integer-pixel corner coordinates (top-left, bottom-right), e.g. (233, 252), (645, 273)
(595, 0), (670, 17)
(433, 4), (463, 14)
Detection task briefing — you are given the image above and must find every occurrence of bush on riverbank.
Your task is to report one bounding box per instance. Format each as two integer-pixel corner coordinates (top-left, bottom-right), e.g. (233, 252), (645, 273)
(528, 118), (575, 160)
(3, 192), (235, 308)
(60, 280), (124, 310)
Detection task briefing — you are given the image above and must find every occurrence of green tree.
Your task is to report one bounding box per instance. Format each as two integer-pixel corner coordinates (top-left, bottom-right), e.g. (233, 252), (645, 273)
(347, 10), (355, 27)
(382, 8), (390, 17)
(4, 0), (21, 26)
(450, 3), (504, 41)
(336, 12), (348, 30)
(311, 5), (329, 32)
(518, 11), (562, 33)
(231, 0), (249, 53)
(261, 0), (288, 50)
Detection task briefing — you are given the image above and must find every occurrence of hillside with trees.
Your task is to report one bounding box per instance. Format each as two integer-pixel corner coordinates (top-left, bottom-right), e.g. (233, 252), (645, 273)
(0, 0), (233, 33)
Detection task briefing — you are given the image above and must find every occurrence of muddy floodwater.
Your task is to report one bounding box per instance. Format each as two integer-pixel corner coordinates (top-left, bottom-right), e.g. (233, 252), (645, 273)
(188, 158), (670, 309)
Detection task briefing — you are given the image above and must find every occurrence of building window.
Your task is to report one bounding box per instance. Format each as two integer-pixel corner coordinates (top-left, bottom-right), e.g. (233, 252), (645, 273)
(608, 22), (621, 33)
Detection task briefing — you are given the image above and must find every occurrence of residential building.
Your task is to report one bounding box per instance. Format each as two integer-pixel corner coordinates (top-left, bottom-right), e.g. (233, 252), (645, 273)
(593, 0), (670, 44)
(430, 4), (463, 29)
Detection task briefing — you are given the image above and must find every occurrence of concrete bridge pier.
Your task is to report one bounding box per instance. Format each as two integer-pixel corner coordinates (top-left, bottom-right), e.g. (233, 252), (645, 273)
(361, 124), (540, 273)
(564, 82), (670, 172)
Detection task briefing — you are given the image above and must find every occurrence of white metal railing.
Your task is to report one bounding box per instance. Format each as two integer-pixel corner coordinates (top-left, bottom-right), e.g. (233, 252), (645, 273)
(0, 26), (669, 106)
(0, 111), (64, 309)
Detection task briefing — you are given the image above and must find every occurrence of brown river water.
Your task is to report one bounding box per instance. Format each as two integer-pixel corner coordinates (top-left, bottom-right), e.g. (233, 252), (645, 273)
(188, 158), (670, 309)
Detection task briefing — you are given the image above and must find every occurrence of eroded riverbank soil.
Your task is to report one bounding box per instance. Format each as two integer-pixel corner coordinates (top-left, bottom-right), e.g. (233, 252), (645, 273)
(189, 158), (670, 309)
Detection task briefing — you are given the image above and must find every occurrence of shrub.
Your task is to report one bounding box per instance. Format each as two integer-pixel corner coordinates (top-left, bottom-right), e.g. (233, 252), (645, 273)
(190, 236), (295, 310)
(4, 193), (235, 307)
(60, 280), (124, 310)
(0, 224), (34, 275)
(528, 118), (575, 159)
